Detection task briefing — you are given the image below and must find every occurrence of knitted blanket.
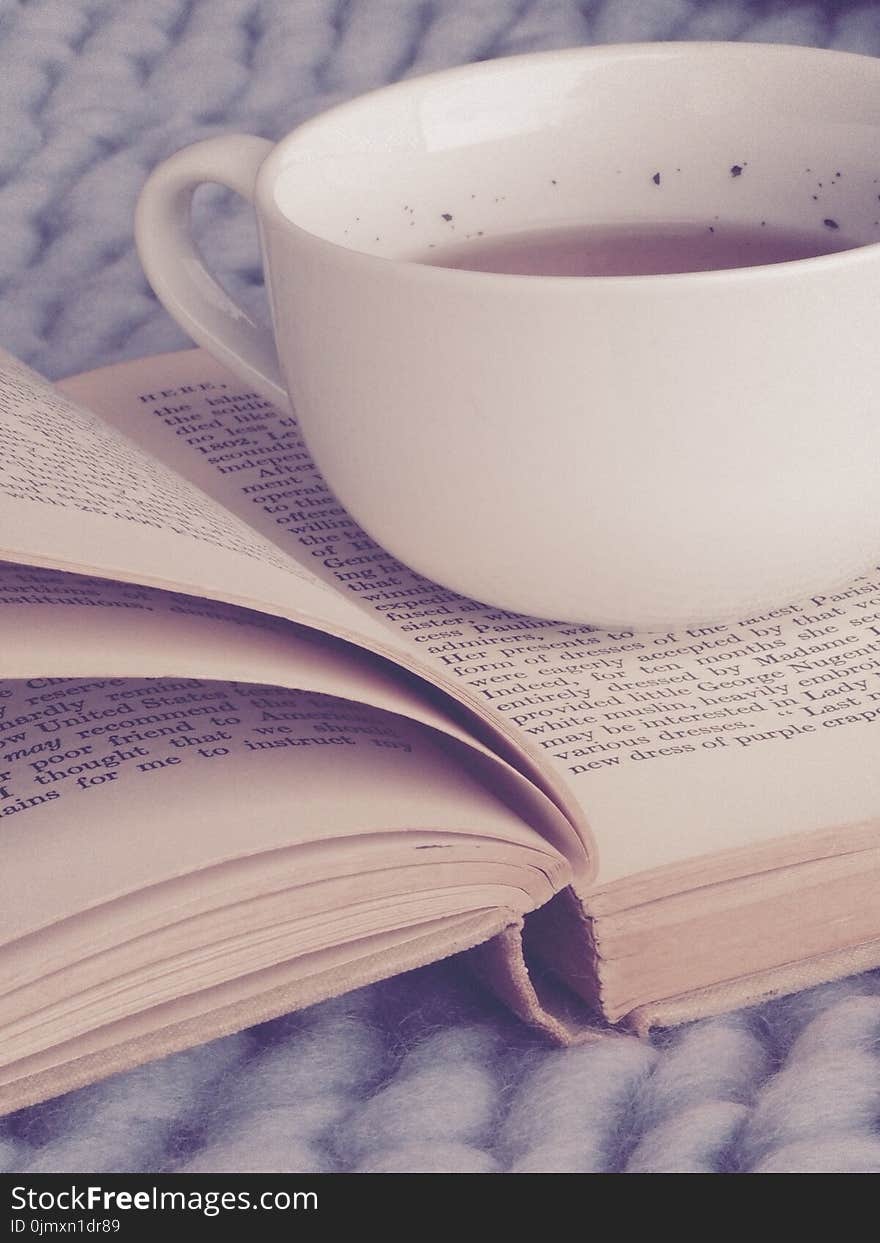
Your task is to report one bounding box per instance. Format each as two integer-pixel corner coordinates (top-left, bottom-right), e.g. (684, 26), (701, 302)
(1, 0), (879, 1173)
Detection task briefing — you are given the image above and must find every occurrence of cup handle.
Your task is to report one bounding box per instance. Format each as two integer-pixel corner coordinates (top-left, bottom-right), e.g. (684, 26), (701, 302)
(135, 135), (289, 410)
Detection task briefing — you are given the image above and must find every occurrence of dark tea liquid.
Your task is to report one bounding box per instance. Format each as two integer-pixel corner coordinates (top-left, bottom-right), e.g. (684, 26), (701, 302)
(419, 222), (854, 276)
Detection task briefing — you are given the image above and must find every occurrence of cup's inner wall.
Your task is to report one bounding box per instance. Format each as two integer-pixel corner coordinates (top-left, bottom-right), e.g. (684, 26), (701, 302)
(272, 47), (880, 264)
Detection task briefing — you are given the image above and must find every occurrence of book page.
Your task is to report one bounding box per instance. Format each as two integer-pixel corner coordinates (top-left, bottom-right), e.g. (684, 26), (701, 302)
(65, 351), (880, 883)
(0, 562), (584, 875)
(0, 349), (383, 643)
(0, 559), (485, 748)
(0, 910), (513, 1115)
(0, 675), (569, 947)
(3, 349), (584, 847)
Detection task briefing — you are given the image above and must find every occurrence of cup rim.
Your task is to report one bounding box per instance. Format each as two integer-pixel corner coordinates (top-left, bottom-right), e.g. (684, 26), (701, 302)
(255, 40), (880, 286)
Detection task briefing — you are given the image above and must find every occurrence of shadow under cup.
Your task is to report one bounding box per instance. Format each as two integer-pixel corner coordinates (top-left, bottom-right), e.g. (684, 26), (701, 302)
(265, 44), (880, 627)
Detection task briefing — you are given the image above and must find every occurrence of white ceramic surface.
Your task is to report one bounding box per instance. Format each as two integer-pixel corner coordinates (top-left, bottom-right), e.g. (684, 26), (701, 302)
(135, 42), (880, 628)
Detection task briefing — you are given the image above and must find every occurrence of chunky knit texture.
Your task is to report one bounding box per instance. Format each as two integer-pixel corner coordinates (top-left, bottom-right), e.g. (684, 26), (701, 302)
(4, 967), (880, 1172)
(1, 0), (880, 1172)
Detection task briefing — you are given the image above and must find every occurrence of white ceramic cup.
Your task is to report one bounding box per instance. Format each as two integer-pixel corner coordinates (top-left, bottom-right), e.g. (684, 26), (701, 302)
(136, 41), (880, 629)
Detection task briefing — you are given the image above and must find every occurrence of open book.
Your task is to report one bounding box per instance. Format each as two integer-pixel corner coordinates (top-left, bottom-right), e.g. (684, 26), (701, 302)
(1, 346), (879, 1113)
